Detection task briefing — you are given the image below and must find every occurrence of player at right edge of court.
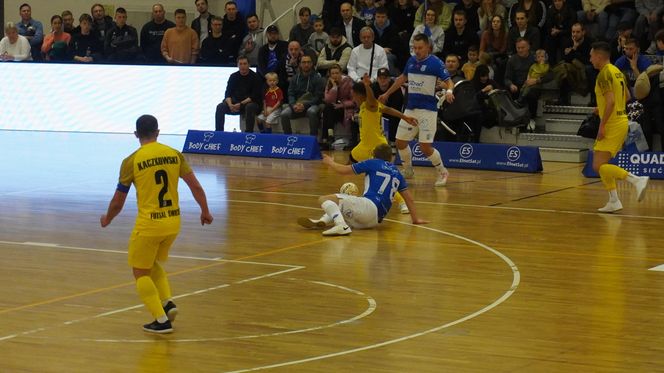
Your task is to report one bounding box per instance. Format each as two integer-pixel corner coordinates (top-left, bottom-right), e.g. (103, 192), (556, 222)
(101, 114), (213, 333)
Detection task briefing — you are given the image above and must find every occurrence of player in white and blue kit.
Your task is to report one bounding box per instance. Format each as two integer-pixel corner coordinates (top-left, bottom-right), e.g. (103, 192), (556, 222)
(378, 33), (456, 187)
(298, 144), (428, 236)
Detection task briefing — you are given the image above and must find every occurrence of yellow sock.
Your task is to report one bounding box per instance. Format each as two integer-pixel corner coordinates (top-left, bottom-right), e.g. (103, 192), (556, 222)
(394, 192), (405, 206)
(150, 262), (171, 304)
(136, 276), (166, 319)
(599, 164), (628, 190)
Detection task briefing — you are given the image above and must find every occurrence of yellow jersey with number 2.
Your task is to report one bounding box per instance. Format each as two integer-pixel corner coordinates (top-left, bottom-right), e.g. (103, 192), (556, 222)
(118, 142), (192, 236)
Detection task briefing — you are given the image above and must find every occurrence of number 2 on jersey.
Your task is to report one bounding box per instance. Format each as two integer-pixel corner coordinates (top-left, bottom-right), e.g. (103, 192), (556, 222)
(155, 170), (172, 208)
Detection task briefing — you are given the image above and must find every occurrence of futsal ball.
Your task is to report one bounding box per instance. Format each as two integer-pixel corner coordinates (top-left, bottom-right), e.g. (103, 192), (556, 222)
(340, 182), (359, 196)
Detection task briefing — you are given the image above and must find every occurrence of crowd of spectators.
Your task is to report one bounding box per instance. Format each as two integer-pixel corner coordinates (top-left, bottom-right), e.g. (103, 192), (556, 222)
(2, 0), (664, 146)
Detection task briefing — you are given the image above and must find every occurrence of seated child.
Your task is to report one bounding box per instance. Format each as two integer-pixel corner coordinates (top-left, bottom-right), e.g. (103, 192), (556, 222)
(257, 72), (284, 133)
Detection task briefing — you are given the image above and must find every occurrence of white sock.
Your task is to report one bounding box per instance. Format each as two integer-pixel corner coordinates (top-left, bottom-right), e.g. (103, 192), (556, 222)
(626, 173), (640, 185)
(157, 315), (169, 323)
(427, 148), (447, 175)
(398, 146), (412, 168)
(608, 190), (619, 203)
(321, 200), (346, 226)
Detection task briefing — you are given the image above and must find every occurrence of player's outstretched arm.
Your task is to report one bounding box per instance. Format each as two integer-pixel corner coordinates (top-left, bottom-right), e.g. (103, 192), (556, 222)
(322, 154), (354, 175)
(400, 189), (429, 225)
(382, 106), (418, 126)
(182, 172), (214, 225)
(100, 189), (128, 227)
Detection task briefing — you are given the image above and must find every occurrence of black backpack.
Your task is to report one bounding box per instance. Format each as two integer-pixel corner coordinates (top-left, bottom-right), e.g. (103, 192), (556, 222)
(487, 89), (530, 127)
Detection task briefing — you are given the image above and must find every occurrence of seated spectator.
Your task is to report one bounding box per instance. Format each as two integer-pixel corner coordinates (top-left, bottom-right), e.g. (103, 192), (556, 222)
(321, 64), (355, 148)
(478, 0), (507, 32)
(70, 14), (103, 63)
(140, 4), (175, 64)
(519, 48), (549, 101)
(238, 13), (264, 66)
(199, 16), (235, 64)
(576, 0), (609, 41)
(388, 0), (417, 39)
(289, 7), (314, 47)
(479, 51), (496, 78)
(0, 22), (32, 61)
(91, 3), (114, 44)
(414, 0), (454, 31)
(192, 0), (214, 45)
(348, 27), (389, 81)
(507, 9), (540, 54)
(105, 8), (141, 63)
(257, 72), (284, 133)
(358, 0), (378, 25)
(221, 1), (247, 57)
(656, 29), (664, 56)
(285, 41), (305, 83)
(317, 27), (352, 74)
(444, 54), (466, 83)
(480, 15), (508, 56)
(62, 10), (77, 35)
(462, 45), (481, 79)
(42, 15), (71, 61)
(444, 10), (480, 62)
(604, 1), (636, 42)
(280, 54), (326, 135)
(454, 0), (480, 33)
(508, 0), (546, 29)
(471, 64), (500, 126)
(257, 25), (289, 91)
(161, 9), (199, 65)
(610, 22), (633, 61)
(635, 0), (664, 53)
(371, 67), (404, 142)
(16, 3), (44, 61)
(545, 0), (577, 64)
(553, 22), (594, 105)
(505, 38), (547, 117)
(215, 56), (263, 132)
(308, 18), (330, 54)
(614, 38), (652, 90)
(372, 7), (403, 74)
(337, 2), (365, 47)
(410, 9), (446, 57)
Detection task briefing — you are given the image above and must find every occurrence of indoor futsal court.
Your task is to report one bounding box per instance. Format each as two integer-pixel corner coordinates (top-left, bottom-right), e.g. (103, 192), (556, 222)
(1, 130), (664, 372)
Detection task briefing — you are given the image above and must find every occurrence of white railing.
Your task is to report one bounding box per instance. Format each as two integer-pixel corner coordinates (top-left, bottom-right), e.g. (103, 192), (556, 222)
(262, 0), (305, 43)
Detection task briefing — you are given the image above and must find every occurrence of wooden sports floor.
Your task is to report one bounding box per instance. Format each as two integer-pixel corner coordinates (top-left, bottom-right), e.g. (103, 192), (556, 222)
(1, 130), (664, 372)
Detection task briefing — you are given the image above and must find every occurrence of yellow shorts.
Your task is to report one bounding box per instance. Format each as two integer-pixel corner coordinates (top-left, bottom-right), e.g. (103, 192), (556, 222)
(128, 231), (178, 269)
(351, 141), (386, 162)
(594, 120), (628, 157)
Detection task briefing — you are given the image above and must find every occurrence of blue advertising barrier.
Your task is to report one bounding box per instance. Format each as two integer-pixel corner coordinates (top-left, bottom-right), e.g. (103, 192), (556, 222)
(182, 130), (322, 160)
(583, 149), (664, 179)
(395, 141), (543, 173)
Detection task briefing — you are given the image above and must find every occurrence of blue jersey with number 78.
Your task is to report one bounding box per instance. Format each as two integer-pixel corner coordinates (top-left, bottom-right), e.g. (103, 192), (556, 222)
(351, 159), (408, 221)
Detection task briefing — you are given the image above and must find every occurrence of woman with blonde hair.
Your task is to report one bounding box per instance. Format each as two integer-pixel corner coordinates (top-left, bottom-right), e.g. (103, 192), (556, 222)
(0, 22), (32, 61)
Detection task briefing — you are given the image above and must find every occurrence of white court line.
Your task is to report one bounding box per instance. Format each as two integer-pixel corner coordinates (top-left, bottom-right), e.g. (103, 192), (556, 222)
(0, 241), (297, 268)
(220, 212), (520, 372)
(649, 264), (664, 271)
(0, 266), (304, 342)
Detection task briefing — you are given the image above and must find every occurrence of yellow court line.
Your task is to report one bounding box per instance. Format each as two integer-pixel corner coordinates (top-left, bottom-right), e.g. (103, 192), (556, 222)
(0, 239), (326, 316)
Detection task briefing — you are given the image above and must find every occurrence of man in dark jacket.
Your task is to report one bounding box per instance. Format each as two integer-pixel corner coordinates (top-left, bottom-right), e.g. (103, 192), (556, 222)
(280, 54), (326, 135)
(140, 4), (175, 63)
(192, 0), (214, 45)
(105, 8), (141, 63)
(258, 25), (289, 91)
(336, 2), (365, 48)
(221, 1), (246, 59)
(215, 56), (263, 132)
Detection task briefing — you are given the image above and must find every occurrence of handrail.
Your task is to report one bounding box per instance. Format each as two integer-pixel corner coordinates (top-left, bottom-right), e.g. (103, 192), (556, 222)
(262, 0), (305, 46)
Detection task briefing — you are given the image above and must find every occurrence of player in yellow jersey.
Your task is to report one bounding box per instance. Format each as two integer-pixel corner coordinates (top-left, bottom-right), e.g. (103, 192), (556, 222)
(349, 74), (419, 214)
(589, 41), (649, 213)
(101, 115), (213, 333)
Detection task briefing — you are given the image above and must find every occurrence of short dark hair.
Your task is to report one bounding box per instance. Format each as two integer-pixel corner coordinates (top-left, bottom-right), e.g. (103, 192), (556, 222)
(591, 41), (611, 55)
(237, 55), (249, 64)
(624, 38), (639, 47)
(468, 45), (478, 53)
(375, 6), (388, 15)
(195, 0), (208, 4)
(352, 81), (366, 96)
(19, 3), (30, 11)
(299, 7), (311, 16)
(246, 13), (259, 21)
(79, 13), (92, 23)
(91, 3), (104, 13)
(453, 9), (466, 18)
(225, 1), (237, 8)
(175, 8), (187, 16)
(136, 115), (159, 138)
(61, 10), (73, 18)
(413, 33), (430, 44)
(656, 29), (664, 44)
(51, 15), (63, 24)
(373, 143), (393, 162)
(116, 7), (127, 15)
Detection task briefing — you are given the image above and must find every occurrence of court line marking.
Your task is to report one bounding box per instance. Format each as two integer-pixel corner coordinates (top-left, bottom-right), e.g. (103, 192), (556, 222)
(0, 238), (326, 316)
(221, 213), (520, 372)
(81, 279), (376, 343)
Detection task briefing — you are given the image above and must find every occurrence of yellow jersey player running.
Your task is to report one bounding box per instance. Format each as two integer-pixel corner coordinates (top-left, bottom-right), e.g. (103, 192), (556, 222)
(101, 115), (213, 333)
(589, 41), (648, 213)
(349, 73), (419, 214)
